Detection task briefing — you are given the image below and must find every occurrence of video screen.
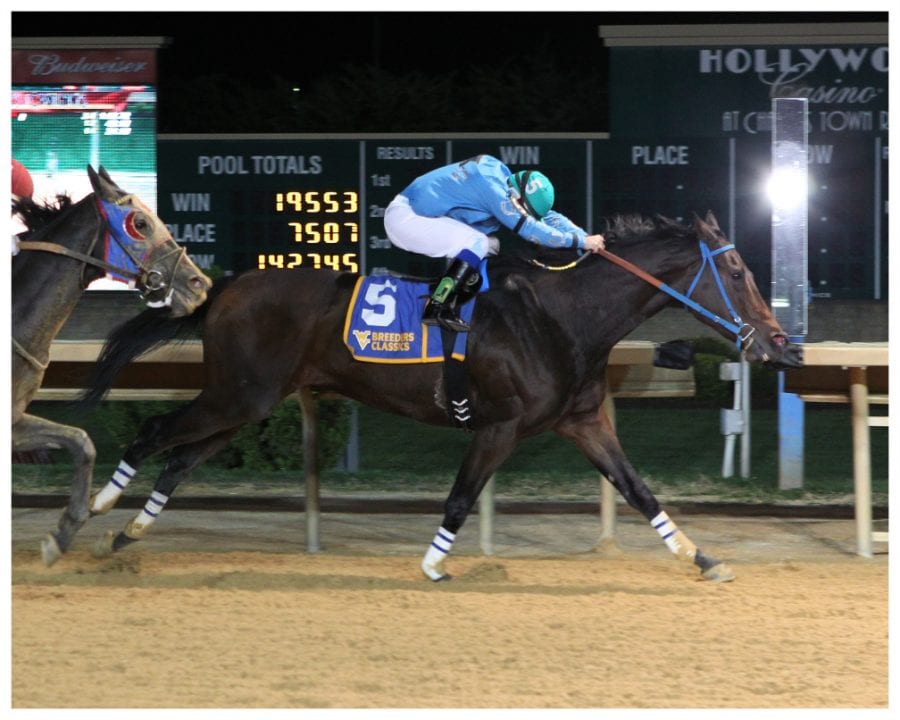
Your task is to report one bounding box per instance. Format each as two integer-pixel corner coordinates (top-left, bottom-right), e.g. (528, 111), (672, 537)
(12, 84), (158, 289)
(11, 84), (157, 210)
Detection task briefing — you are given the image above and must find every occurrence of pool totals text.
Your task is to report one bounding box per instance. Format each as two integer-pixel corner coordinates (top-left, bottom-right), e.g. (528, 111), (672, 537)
(158, 144), (364, 275)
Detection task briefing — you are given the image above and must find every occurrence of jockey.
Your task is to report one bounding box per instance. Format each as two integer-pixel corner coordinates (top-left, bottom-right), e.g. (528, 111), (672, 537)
(11, 158), (35, 254)
(12, 158), (34, 202)
(384, 154), (606, 332)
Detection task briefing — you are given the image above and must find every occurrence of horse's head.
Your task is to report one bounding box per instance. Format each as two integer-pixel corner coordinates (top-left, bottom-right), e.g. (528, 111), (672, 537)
(89, 166), (212, 317)
(684, 212), (803, 370)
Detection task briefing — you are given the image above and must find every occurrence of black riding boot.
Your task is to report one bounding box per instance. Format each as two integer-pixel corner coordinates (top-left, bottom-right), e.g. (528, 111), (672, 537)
(423, 258), (481, 333)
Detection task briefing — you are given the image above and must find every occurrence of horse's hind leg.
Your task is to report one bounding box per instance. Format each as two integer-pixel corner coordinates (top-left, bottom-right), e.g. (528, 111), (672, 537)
(90, 404), (196, 515)
(12, 413), (96, 565)
(94, 429), (238, 557)
(555, 412), (735, 583)
(91, 397), (246, 514)
(422, 421), (519, 581)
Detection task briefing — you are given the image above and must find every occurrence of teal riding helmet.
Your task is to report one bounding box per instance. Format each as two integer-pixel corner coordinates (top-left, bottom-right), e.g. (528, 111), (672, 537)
(508, 170), (555, 219)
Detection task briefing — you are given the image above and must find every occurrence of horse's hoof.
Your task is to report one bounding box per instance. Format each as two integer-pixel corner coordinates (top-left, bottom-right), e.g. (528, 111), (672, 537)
(430, 573), (452, 582)
(91, 530), (116, 558)
(422, 556), (451, 582)
(702, 562), (736, 583)
(41, 534), (62, 566)
(89, 492), (114, 516)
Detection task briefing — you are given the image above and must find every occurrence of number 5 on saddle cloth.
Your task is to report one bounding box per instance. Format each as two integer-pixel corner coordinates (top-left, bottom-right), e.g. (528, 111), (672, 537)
(342, 263), (490, 429)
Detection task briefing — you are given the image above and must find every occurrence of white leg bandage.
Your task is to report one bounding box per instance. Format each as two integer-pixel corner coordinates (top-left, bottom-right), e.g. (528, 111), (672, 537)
(651, 511), (696, 559)
(90, 460), (137, 514)
(132, 491), (169, 532)
(421, 526), (456, 580)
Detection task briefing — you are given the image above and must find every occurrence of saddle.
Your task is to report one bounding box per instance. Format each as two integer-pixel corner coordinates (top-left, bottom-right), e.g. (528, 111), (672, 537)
(343, 265), (490, 429)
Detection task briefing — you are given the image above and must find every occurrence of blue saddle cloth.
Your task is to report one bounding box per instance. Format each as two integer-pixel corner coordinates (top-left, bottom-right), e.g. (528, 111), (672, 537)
(343, 272), (482, 364)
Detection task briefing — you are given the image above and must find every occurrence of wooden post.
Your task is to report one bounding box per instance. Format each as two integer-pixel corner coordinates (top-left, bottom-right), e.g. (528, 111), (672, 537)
(600, 392), (617, 542)
(478, 475), (495, 555)
(298, 389), (321, 553)
(849, 366), (872, 558)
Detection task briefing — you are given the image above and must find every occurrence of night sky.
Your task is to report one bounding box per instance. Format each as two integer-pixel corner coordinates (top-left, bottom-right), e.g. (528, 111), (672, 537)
(11, 11), (885, 88)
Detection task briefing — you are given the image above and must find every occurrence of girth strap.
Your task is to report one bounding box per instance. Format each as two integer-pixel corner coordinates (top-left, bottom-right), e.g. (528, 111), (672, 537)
(440, 327), (474, 431)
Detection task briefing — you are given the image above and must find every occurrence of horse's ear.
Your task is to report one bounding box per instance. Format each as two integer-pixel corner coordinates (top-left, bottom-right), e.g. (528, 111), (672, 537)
(88, 165), (100, 192)
(692, 212), (711, 235)
(704, 211), (720, 230)
(88, 165), (123, 201)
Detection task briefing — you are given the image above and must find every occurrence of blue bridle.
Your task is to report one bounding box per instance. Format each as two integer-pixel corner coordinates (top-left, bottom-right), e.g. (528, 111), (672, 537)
(663, 241), (756, 351)
(596, 240), (756, 352)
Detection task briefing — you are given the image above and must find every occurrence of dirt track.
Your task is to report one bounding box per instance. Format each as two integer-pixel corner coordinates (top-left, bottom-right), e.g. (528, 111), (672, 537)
(10, 508), (889, 709)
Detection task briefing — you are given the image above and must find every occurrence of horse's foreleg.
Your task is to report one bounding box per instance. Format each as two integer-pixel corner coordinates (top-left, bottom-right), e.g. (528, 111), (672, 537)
(555, 412), (735, 583)
(13, 413), (96, 565)
(422, 421), (518, 581)
(94, 430), (238, 557)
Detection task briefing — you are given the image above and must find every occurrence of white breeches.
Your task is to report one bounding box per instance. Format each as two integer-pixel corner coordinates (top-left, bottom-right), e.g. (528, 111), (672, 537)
(384, 195), (498, 260)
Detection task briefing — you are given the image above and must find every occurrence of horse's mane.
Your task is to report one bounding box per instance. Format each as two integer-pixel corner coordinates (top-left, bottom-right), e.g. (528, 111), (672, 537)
(601, 213), (693, 246)
(12, 194), (75, 238)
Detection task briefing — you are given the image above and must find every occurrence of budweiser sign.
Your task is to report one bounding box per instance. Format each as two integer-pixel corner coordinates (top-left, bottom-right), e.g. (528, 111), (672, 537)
(12, 49), (157, 84)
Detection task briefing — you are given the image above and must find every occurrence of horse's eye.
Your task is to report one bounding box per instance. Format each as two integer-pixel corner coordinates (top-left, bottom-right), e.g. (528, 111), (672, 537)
(134, 215), (149, 231)
(731, 271), (743, 280)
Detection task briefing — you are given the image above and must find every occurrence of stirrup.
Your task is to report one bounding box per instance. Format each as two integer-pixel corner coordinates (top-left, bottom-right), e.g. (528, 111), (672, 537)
(423, 301), (470, 333)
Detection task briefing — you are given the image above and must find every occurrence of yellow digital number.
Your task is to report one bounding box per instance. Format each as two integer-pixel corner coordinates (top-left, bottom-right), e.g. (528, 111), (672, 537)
(276, 190), (359, 215)
(343, 253), (359, 272)
(287, 191), (303, 212)
(323, 191), (339, 213)
(287, 253), (303, 268)
(343, 222), (359, 243)
(258, 253), (285, 269)
(322, 222), (340, 243)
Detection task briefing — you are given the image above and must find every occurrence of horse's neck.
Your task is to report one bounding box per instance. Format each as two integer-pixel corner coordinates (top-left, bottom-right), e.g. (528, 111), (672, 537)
(12, 201), (101, 360)
(13, 262), (87, 363)
(552, 245), (697, 358)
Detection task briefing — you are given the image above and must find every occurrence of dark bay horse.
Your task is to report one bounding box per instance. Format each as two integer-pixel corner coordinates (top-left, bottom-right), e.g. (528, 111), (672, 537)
(83, 212), (802, 582)
(12, 166), (212, 565)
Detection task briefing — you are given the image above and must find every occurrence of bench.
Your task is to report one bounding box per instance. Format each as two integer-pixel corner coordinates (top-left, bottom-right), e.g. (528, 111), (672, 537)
(38, 340), (204, 401)
(783, 342), (889, 558)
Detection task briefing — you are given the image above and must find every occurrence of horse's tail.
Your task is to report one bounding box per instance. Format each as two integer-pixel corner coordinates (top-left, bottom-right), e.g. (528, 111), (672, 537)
(76, 276), (233, 409)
